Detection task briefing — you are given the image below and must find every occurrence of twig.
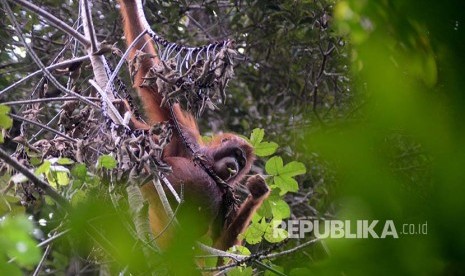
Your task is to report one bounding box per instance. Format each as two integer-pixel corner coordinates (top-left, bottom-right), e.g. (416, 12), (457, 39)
(197, 243), (245, 261)
(103, 30), (148, 96)
(199, 238), (318, 273)
(28, 111), (62, 143)
(151, 178), (178, 225)
(81, 0), (122, 124)
(37, 229), (70, 247)
(0, 147), (71, 210)
(83, 0), (98, 51)
(264, 238), (320, 259)
(0, 56), (89, 97)
(1, 0), (99, 108)
(159, 174), (181, 203)
(10, 114), (78, 143)
(32, 244), (52, 276)
(152, 189), (182, 242)
(185, 13), (214, 40)
(89, 79), (126, 125)
(9, 0), (90, 47)
(2, 96), (100, 106)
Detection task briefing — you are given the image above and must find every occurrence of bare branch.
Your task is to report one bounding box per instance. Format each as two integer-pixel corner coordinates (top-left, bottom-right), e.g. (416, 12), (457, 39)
(80, 0), (123, 125)
(1, 0), (99, 108)
(8, 0), (90, 47)
(32, 244), (52, 276)
(3, 96), (99, 106)
(151, 178), (178, 225)
(37, 229), (70, 247)
(82, 0), (98, 52)
(265, 238), (320, 259)
(103, 30), (148, 96)
(10, 114), (78, 143)
(0, 56), (89, 97)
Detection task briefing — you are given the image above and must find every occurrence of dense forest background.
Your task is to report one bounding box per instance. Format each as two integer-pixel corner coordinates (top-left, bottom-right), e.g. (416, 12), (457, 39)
(1, 0), (464, 275)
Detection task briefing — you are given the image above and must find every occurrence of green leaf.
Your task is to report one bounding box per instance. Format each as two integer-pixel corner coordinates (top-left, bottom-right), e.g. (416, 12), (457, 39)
(57, 158), (74, 165)
(280, 161), (306, 178)
(274, 175), (299, 195)
(46, 166), (70, 188)
(35, 160), (51, 175)
(0, 105), (13, 129)
(264, 227), (288, 243)
(289, 268), (312, 276)
(242, 218), (267, 245)
(97, 155), (117, 169)
(266, 157), (306, 194)
(46, 171), (57, 188)
(270, 199), (291, 219)
(257, 199), (273, 218)
(249, 128), (264, 146)
(249, 128), (279, 157)
(255, 141), (279, 157)
(71, 163), (87, 180)
(263, 263), (284, 276)
(0, 195), (25, 217)
(265, 156), (284, 176)
(56, 171), (70, 186)
(264, 219), (288, 243)
(29, 157), (42, 166)
(0, 215), (41, 266)
(228, 245), (251, 256)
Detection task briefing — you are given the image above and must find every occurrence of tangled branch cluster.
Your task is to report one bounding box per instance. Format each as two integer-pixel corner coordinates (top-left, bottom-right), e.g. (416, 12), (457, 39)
(133, 40), (237, 117)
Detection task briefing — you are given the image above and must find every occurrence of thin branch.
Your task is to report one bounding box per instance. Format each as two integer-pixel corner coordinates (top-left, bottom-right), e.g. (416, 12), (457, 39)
(9, 0), (90, 47)
(103, 29), (148, 96)
(152, 185), (183, 242)
(1, 0), (99, 108)
(197, 243), (245, 260)
(32, 244), (52, 276)
(10, 114), (78, 143)
(199, 238), (319, 273)
(37, 229), (70, 247)
(0, 147), (71, 210)
(186, 13), (214, 40)
(0, 56), (89, 97)
(89, 79), (126, 125)
(80, 0), (122, 124)
(83, 0), (98, 51)
(28, 111), (62, 143)
(264, 238), (320, 260)
(151, 178), (178, 225)
(159, 174), (181, 203)
(2, 96), (99, 106)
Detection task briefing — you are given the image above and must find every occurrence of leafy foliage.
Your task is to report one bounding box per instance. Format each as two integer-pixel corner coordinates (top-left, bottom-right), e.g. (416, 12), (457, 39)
(0, 216), (40, 275)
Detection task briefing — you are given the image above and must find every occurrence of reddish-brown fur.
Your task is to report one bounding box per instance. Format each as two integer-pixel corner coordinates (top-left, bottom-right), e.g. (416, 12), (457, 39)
(118, 0), (269, 251)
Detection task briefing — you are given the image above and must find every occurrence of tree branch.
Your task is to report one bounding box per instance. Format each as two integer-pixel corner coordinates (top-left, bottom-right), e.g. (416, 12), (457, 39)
(0, 147), (71, 210)
(1, 0), (99, 108)
(0, 56), (89, 97)
(80, 0), (123, 125)
(10, 113), (78, 143)
(8, 0), (90, 47)
(3, 96), (99, 106)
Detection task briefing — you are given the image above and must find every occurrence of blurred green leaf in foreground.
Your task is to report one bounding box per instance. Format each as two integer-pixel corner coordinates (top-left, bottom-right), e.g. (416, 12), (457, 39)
(303, 0), (465, 274)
